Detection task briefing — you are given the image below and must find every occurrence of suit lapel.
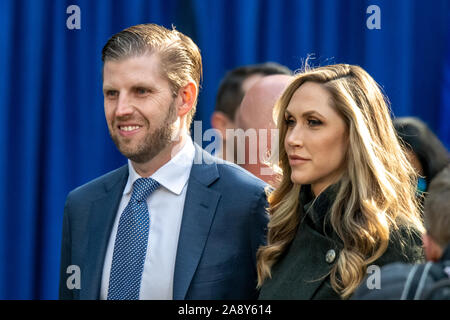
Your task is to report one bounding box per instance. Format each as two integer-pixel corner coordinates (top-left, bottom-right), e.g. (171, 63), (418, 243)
(173, 145), (220, 300)
(80, 165), (128, 299)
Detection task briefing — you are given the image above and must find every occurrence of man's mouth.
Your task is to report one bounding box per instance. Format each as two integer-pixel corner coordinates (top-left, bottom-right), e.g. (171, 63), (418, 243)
(119, 125), (141, 132)
(116, 124), (143, 137)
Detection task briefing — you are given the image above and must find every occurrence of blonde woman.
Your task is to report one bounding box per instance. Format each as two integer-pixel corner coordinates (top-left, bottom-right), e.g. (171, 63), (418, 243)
(257, 64), (425, 299)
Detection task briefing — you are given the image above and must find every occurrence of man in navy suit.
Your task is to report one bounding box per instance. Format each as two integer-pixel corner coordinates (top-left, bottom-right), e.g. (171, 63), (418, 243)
(59, 24), (269, 300)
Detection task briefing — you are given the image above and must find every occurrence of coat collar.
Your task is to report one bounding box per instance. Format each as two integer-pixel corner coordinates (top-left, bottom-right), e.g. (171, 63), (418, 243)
(300, 183), (340, 238)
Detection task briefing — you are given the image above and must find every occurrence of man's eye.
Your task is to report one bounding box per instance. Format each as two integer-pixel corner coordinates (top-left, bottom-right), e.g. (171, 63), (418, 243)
(136, 88), (150, 95)
(105, 90), (118, 98)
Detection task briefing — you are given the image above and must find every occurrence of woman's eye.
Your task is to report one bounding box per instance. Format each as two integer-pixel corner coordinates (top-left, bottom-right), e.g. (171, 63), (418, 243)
(307, 119), (322, 127)
(285, 118), (295, 127)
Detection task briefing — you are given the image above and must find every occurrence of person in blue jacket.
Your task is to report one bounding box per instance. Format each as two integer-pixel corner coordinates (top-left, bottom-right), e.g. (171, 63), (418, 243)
(59, 23), (268, 300)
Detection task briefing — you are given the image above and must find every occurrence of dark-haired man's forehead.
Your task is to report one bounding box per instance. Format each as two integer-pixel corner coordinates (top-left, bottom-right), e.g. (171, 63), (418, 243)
(241, 74), (264, 93)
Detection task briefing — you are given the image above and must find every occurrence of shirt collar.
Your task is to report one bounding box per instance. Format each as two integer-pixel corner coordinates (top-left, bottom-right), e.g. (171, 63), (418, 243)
(124, 135), (195, 196)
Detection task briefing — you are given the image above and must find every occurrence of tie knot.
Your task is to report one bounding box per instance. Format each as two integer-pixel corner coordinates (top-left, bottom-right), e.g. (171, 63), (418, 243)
(131, 178), (160, 202)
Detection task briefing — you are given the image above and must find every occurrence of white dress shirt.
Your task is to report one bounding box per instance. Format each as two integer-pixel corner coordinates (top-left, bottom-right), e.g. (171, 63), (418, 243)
(100, 136), (195, 300)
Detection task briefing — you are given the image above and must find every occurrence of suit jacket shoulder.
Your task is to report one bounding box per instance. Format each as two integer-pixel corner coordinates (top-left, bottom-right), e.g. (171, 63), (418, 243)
(192, 144), (268, 193)
(60, 165), (129, 299)
(66, 165), (129, 205)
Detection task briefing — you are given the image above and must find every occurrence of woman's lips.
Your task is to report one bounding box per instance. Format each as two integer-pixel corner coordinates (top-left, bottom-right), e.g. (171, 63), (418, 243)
(288, 155), (310, 165)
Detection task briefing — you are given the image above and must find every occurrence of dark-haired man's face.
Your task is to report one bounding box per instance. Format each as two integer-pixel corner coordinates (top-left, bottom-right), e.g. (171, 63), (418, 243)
(226, 74), (263, 161)
(102, 54), (178, 163)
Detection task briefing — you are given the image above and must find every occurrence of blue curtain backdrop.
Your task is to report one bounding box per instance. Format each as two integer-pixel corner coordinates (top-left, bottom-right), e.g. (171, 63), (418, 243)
(0, 0), (448, 299)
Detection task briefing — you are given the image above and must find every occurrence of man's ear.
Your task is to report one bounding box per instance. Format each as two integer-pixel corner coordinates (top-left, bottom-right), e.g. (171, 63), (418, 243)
(211, 111), (234, 140)
(177, 82), (197, 117)
(422, 233), (443, 262)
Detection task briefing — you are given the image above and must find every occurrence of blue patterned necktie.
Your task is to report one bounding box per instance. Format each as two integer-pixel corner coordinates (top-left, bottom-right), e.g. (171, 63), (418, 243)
(107, 177), (160, 300)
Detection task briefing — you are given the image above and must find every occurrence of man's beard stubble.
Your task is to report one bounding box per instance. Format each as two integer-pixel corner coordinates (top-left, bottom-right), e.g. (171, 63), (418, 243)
(110, 101), (178, 164)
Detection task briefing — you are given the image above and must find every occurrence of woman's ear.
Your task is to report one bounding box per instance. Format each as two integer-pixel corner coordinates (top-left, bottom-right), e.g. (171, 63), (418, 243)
(177, 82), (197, 117)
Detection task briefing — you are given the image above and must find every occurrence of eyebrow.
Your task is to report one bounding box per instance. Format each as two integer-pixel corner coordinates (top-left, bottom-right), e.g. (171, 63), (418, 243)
(102, 83), (155, 92)
(284, 109), (325, 118)
(102, 85), (115, 92)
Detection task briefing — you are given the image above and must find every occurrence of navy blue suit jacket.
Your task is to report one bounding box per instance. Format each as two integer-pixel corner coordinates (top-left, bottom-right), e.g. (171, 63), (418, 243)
(59, 144), (269, 299)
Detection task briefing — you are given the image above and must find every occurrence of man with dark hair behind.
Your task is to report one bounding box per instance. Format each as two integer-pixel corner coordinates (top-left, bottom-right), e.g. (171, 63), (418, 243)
(353, 163), (450, 300)
(211, 62), (292, 162)
(234, 75), (293, 186)
(394, 117), (449, 194)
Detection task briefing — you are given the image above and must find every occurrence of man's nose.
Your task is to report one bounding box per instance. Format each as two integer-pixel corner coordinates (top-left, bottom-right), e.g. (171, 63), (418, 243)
(115, 94), (134, 117)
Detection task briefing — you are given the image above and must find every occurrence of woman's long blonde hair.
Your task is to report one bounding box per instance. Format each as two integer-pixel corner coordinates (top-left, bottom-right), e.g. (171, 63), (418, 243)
(256, 64), (424, 298)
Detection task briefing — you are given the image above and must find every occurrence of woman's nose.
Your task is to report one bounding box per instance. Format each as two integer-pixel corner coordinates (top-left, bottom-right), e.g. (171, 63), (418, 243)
(285, 126), (304, 148)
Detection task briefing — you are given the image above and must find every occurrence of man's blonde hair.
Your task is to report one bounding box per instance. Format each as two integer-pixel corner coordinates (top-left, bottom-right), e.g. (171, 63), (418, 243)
(102, 23), (202, 129)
